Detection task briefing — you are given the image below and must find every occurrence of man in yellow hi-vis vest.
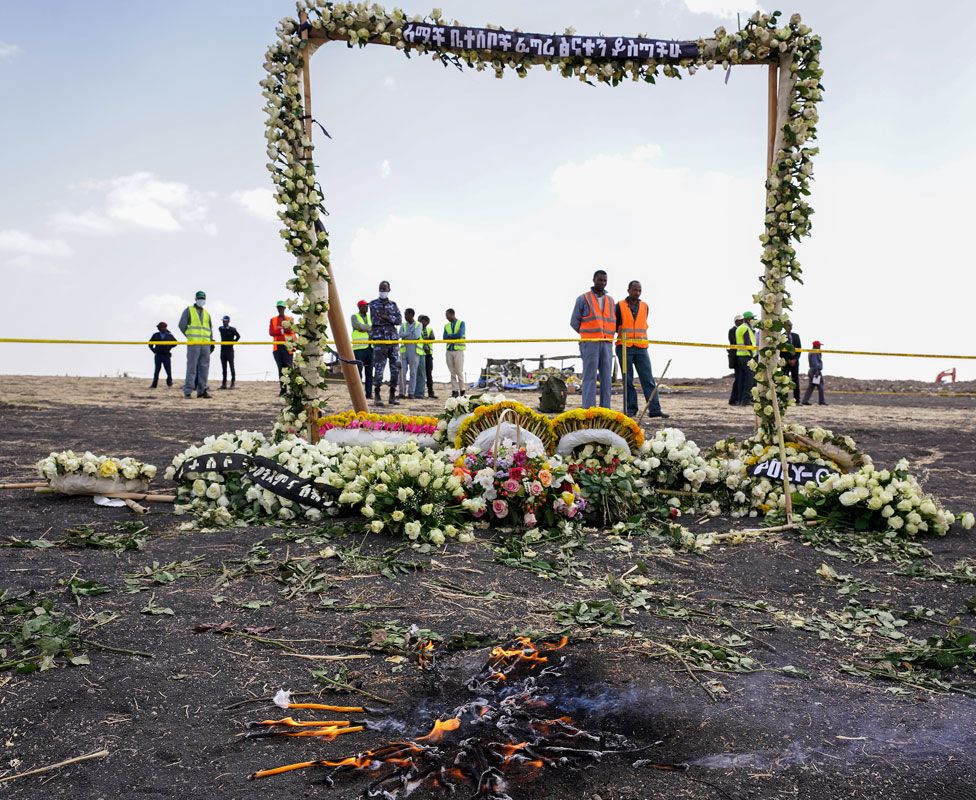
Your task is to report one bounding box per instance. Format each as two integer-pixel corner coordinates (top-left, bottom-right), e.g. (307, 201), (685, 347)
(178, 290), (213, 399)
(731, 310), (757, 407)
(444, 308), (466, 397)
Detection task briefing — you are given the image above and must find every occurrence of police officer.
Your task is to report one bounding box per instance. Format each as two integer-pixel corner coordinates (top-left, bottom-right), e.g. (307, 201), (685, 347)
(218, 315), (240, 390)
(148, 322), (177, 389)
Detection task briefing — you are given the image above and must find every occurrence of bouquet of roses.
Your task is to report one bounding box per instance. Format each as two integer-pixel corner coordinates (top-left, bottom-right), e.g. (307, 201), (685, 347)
(565, 445), (642, 526)
(166, 431), (342, 527)
(36, 450), (157, 496)
(333, 441), (472, 547)
(455, 441), (586, 531)
(794, 458), (973, 537)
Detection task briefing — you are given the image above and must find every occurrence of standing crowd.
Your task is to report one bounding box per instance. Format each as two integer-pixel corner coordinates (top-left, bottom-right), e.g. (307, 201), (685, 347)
(350, 280), (466, 406)
(147, 290), (296, 399)
(727, 312), (828, 407)
(149, 281), (827, 412)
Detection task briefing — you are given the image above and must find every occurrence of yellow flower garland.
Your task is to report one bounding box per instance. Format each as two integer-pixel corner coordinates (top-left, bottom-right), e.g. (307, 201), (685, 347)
(455, 401), (556, 452)
(551, 408), (645, 451)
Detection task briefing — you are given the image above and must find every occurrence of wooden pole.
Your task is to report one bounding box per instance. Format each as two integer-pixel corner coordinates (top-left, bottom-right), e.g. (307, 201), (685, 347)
(620, 332), (628, 415)
(299, 12), (368, 427)
(766, 63), (779, 172)
(765, 369), (793, 524)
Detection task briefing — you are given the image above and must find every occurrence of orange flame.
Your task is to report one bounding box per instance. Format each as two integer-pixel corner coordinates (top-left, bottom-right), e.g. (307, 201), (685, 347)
(416, 717), (461, 744)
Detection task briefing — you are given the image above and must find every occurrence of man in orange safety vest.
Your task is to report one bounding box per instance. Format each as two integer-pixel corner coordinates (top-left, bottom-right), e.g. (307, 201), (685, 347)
(615, 280), (668, 419)
(570, 269), (615, 409)
(269, 300), (296, 396)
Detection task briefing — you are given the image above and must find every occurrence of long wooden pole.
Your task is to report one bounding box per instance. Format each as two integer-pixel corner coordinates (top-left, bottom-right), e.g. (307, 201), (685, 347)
(299, 12), (368, 426)
(765, 57), (795, 525)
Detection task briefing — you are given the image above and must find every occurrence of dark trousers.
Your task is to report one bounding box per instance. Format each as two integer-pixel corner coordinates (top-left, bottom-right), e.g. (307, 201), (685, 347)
(151, 355), (172, 387)
(616, 346), (661, 416)
(802, 374), (826, 404)
(220, 351), (235, 385)
(273, 348), (293, 395)
(372, 344), (400, 392)
(424, 353), (435, 396)
(733, 355), (754, 406)
(354, 347), (373, 396)
(788, 363), (800, 403)
(729, 359), (741, 404)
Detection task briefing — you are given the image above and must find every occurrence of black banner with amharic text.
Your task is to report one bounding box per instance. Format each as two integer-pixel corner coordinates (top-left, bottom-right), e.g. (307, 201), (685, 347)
(401, 23), (699, 63)
(175, 453), (337, 509)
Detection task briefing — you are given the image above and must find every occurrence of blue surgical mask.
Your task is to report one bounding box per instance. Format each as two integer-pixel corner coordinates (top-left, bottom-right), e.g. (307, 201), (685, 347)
(195, 299), (205, 307)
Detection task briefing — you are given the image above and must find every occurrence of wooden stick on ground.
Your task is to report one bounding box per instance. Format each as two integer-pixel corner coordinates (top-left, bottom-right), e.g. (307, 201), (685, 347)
(0, 749), (109, 785)
(765, 369), (794, 525)
(0, 482), (49, 490)
(123, 498), (149, 514)
(635, 358), (672, 426)
(32, 488), (176, 503)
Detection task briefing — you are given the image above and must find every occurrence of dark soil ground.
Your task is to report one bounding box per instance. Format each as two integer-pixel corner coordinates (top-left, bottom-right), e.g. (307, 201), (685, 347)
(1, 376), (975, 800)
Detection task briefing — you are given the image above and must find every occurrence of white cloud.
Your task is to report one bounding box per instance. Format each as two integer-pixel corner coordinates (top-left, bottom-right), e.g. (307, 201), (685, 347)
(231, 187), (279, 222)
(51, 210), (117, 235)
(0, 42), (21, 60)
(63, 172), (213, 234)
(0, 254), (68, 276)
(680, 0), (763, 19)
(0, 229), (72, 257)
(381, 160), (392, 179)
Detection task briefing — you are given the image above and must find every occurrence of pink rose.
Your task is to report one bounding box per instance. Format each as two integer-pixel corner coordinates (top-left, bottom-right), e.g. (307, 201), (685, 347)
(492, 499), (509, 519)
(503, 479), (519, 494)
(472, 506), (486, 518)
(565, 505), (578, 519)
(529, 481), (543, 496)
(523, 512), (537, 528)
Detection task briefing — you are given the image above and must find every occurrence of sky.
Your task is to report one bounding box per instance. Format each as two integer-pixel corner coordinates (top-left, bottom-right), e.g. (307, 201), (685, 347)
(1, 0), (975, 384)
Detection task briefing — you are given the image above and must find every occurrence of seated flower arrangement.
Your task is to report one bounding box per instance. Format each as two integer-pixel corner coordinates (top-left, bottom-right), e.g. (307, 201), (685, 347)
(37, 450), (157, 495)
(455, 441), (586, 530)
(318, 411), (439, 447)
(551, 408), (645, 456)
(455, 400), (556, 453)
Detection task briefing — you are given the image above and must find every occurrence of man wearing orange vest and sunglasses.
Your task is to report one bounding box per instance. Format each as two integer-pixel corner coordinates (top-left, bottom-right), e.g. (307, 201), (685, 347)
(570, 269), (616, 409)
(616, 280), (668, 419)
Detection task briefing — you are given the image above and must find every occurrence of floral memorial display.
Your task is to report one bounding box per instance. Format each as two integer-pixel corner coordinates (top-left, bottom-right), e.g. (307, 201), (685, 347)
(552, 408), (644, 456)
(318, 410), (438, 447)
(36, 451), (157, 496)
(454, 400), (556, 453)
(263, 3), (822, 444)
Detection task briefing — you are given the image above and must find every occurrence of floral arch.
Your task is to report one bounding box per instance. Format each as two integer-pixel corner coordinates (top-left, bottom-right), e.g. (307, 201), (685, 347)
(262, 2), (823, 443)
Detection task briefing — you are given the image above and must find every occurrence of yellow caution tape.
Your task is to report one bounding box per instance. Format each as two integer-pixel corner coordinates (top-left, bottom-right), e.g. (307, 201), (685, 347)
(0, 336), (974, 361)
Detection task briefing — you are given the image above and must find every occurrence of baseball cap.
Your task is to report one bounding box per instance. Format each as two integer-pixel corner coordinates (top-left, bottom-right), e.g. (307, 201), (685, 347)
(276, 300), (287, 308)
(812, 340), (823, 348)
(742, 311), (756, 320)
(357, 299), (368, 307)
(222, 315), (230, 321)
(195, 290), (206, 299)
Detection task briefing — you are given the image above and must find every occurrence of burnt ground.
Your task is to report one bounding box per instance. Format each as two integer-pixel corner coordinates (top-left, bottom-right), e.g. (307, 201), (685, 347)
(1, 376), (975, 800)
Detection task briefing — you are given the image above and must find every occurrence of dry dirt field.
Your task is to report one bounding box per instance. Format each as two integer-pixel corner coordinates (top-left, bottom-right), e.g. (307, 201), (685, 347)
(1, 375), (975, 800)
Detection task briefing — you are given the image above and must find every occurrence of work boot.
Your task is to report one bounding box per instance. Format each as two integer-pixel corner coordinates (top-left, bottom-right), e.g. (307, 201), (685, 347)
(198, 391), (213, 399)
(388, 387), (400, 406)
(230, 380), (235, 389)
(452, 390), (459, 398)
(219, 382), (227, 390)
(428, 392), (437, 399)
(460, 389), (466, 396)
(166, 379), (173, 387)
(374, 388), (384, 407)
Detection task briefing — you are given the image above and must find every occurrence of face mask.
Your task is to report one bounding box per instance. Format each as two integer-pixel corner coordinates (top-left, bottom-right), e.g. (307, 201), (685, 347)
(378, 291), (389, 299)
(195, 299), (205, 307)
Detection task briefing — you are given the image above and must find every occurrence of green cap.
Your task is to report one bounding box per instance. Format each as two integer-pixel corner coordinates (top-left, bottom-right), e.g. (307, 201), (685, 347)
(195, 290), (206, 299)
(742, 311), (755, 320)
(276, 300), (287, 308)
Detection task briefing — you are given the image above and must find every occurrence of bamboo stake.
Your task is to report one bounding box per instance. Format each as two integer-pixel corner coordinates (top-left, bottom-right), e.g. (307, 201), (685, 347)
(32, 488), (175, 502)
(299, 11), (367, 423)
(765, 369), (794, 525)
(635, 358), (672, 426)
(0, 749), (109, 785)
(123, 498), (148, 514)
(0, 481), (48, 490)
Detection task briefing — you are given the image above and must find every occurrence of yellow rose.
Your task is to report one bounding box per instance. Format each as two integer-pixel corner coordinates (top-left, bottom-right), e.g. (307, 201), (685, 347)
(560, 491), (575, 505)
(98, 460), (118, 478)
